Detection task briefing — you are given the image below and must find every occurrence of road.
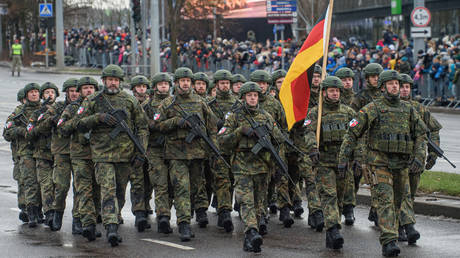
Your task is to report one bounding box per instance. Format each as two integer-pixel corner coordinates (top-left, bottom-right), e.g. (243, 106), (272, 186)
(0, 68), (459, 257)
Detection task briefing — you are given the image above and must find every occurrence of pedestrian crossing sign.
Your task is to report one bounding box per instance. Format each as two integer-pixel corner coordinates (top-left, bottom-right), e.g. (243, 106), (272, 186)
(39, 3), (53, 17)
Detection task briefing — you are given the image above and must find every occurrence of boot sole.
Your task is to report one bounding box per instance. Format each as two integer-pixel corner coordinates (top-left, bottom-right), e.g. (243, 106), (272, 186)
(383, 248), (400, 257)
(407, 232), (420, 245)
(82, 229), (96, 241)
(251, 236), (263, 253)
(180, 235), (191, 242)
(326, 237), (344, 249)
(198, 220), (208, 228)
(345, 218), (355, 226)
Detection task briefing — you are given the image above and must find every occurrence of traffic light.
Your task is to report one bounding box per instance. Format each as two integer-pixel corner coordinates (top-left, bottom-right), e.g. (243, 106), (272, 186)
(132, 0), (141, 24)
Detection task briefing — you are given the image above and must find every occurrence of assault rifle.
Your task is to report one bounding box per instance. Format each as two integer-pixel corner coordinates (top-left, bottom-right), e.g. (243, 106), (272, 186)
(427, 132), (456, 168)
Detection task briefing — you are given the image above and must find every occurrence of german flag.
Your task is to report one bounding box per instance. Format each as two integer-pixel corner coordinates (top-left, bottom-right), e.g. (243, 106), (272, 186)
(279, 4), (331, 130)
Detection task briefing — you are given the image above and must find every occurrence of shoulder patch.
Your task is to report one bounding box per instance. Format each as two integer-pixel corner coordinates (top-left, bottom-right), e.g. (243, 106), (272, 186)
(349, 119), (358, 127)
(218, 127), (227, 135)
(153, 113), (161, 121)
(5, 121), (13, 129)
(303, 119), (311, 126)
(27, 123), (34, 132)
(37, 113), (44, 121)
(77, 106), (85, 115)
(57, 118), (64, 127)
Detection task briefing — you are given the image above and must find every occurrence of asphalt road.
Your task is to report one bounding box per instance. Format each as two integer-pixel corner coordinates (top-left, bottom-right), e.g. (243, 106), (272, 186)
(0, 68), (459, 257)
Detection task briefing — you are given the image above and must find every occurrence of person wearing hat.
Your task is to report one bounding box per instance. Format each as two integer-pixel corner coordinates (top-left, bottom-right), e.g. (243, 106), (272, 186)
(130, 75), (150, 104)
(193, 72), (209, 98)
(76, 64), (149, 247)
(231, 74), (246, 97)
(335, 67), (356, 106)
(339, 70), (427, 257)
(10, 39), (23, 77)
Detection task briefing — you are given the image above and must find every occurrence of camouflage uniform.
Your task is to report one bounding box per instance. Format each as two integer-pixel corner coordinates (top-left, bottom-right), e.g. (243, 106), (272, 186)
(339, 70), (426, 255)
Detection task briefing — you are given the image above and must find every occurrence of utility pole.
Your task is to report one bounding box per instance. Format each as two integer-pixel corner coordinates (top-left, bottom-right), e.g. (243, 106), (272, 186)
(141, 0), (147, 75)
(213, 7), (217, 40)
(150, 0), (160, 75)
(413, 0), (426, 58)
(44, 0), (49, 68)
(130, 0), (137, 74)
(161, 0), (165, 42)
(56, 0), (64, 69)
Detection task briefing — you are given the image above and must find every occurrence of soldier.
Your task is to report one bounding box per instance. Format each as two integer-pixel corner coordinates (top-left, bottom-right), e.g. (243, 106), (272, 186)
(157, 67), (215, 241)
(208, 81), (217, 98)
(350, 63), (384, 226)
(271, 69), (287, 99)
(193, 72), (209, 98)
(250, 70), (292, 231)
(207, 69), (236, 233)
(218, 82), (284, 253)
(339, 70), (427, 257)
(10, 39), (23, 77)
(58, 76), (102, 241)
(130, 75), (150, 104)
(76, 64), (148, 246)
(4, 83), (41, 227)
(26, 82), (59, 227)
(304, 76), (356, 249)
(3, 88), (28, 223)
(143, 72), (173, 234)
(335, 67), (358, 225)
(231, 73), (246, 97)
(398, 73), (441, 243)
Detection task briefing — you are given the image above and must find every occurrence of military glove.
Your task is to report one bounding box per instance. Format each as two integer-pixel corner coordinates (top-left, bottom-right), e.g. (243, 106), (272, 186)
(409, 158), (423, 174)
(217, 119), (224, 130)
(177, 118), (190, 128)
(99, 113), (117, 127)
(132, 155), (145, 168)
(337, 163), (348, 179)
(309, 148), (320, 165)
(241, 127), (254, 137)
(425, 152), (437, 170)
(352, 160), (362, 178)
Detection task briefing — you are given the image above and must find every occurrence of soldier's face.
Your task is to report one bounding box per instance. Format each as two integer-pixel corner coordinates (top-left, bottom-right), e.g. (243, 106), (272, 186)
(244, 92), (259, 107)
(232, 82), (242, 93)
(324, 88), (340, 101)
(210, 87), (217, 97)
(42, 89), (56, 101)
(269, 89), (277, 97)
(368, 75), (379, 87)
(275, 77), (284, 90)
(385, 80), (400, 95)
(194, 80), (207, 94)
(178, 78), (191, 92)
(156, 81), (170, 94)
(341, 77), (353, 89)
(257, 81), (269, 94)
(134, 84), (148, 94)
(80, 85), (96, 97)
(312, 73), (321, 88)
(27, 89), (40, 102)
(66, 87), (80, 102)
(104, 77), (121, 93)
(217, 80), (231, 92)
(400, 83), (411, 98)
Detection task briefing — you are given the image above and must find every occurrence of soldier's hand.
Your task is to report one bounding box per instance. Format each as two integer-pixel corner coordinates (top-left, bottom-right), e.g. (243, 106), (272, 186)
(99, 113), (117, 127)
(337, 163), (348, 179)
(309, 148), (320, 165)
(132, 155), (145, 168)
(217, 119), (224, 130)
(177, 118), (190, 128)
(148, 120), (157, 132)
(352, 160), (362, 178)
(410, 158), (423, 174)
(241, 127), (254, 137)
(425, 152), (437, 170)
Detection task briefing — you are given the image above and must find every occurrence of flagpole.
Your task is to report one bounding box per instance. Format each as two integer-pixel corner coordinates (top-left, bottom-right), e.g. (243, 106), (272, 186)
(316, 0), (334, 148)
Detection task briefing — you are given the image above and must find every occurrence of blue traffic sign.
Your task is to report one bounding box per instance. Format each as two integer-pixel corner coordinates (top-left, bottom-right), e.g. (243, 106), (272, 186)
(270, 1), (297, 5)
(270, 6), (296, 12)
(39, 3), (53, 17)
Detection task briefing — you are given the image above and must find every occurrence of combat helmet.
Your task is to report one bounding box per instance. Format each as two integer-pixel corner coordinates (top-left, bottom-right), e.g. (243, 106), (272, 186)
(151, 72), (172, 88)
(335, 67), (355, 79)
(321, 76), (344, 90)
(272, 69), (287, 84)
(130, 75), (151, 90)
(40, 82), (59, 98)
(24, 83), (41, 97)
(231, 74), (247, 84)
(101, 64), (124, 81)
(399, 73), (414, 86)
(77, 76), (99, 91)
(250, 70), (271, 83)
(314, 64), (322, 75)
(378, 70), (400, 88)
(194, 72), (210, 87)
(239, 81), (262, 99)
(17, 88), (25, 102)
(174, 67), (194, 81)
(364, 63), (383, 77)
(213, 69), (232, 83)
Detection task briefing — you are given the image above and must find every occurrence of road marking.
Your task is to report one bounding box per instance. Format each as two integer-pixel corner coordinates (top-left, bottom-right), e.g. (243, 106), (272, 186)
(141, 238), (195, 250)
(10, 208), (21, 212)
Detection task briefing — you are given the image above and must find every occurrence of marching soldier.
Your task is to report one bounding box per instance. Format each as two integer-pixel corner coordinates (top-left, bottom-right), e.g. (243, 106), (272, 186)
(231, 74), (246, 97)
(193, 72), (209, 98)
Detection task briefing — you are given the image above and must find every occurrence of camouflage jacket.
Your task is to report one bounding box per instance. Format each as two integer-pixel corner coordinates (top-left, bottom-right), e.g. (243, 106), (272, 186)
(58, 97), (92, 160)
(404, 98), (442, 146)
(207, 91), (237, 124)
(350, 86), (381, 112)
(142, 93), (169, 158)
(339, 96), (427, 169)
(3, 104), (23, 160)
(26, 101), (54, 161)
(340, 88), (354, 106)
(259, 93), (287, 130)
(157, 92), (217, 160)
(304, 99), (356, 167)
(309, 90), (319, 109)
(218, 104), (284, 175)
(76, 90), (149, 163)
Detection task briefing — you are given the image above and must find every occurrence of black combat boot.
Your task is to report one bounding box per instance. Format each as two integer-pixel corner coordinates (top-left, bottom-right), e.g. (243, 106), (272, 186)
(217, 210), (234, 232)
(106, 223), (122, 247)
(314, 210), (324, 232)
(72, 217), (83, 234)
(404, 223), (420, 245)
(308, 211), (317, 229)
(178, 222), (192, 242)
(269, 202), (278, 214)
(38, 209), (44, 224)
(293, 201), (304, 218)
(134, 211), (148, 232)
(82, 224), (97, 242)
(195, 208), (208, 228)
(398, 226), (407, 242)
(27, 206), (38, 228)
(382, 240), (400, 257)
(343, 205), (355, 226)
(158, 216), (173, 234)
(51, 211), (64, 231)
(19, 209), (29, 223)
(279, 206), (294, 228)
(368, 207), (379, 227)
(97, 215), (102, 224)
(326, 224), (344, 249)
(44, 210), (54, 227)
(259, 216), (268, 235)
(243, 228), (263, 253)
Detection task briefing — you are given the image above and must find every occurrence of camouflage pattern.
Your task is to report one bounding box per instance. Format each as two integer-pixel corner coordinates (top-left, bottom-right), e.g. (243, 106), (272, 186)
(341, 88), (354, 106)
(339, 95), (427, 245)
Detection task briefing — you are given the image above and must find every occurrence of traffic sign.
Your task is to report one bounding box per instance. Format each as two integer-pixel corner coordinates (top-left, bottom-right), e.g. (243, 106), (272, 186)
(269, 6), (296, 12)
(39, 3), (53, 17)
(411, 26), (431, 38)
(267, 12), (296, 18)
(268, 18), (294, 24)
(411, 7), (431, 27)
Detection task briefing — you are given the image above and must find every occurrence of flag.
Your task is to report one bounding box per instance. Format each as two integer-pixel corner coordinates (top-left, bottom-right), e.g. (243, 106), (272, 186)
(279, 4), (331, 130)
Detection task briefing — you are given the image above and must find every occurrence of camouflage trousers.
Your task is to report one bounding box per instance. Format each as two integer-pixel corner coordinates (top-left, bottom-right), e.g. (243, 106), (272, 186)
(20, 156), (40, 208)
(94, 162), (132, 225)
(203, 160), (214, 204)
(317, 166), (348, 229)
(370, 166), (408, 245)
(266, 173), (277, 210)
(148, 155), (172, 218)
(168, 159), (207, 225)
(277, 153), (303, 209)
(129, 166), (146, 214)
(52, 154), (79, 218)
(234, 173), (268, 233)
(13, 157), (26, 210)
(213, 156), (234, 212)
(399, 172), (418, 227)
(72, 159), (101, 227)
(343, 168), (359, 207)
(302, 162), (322, 214)
(144, 166), (154, 212)
(36, 159), (54, 213)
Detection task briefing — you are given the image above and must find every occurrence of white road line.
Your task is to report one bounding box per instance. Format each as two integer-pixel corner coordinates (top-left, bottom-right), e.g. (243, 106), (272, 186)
(141, 238), (195, 250)
(10, 208), (21, 212)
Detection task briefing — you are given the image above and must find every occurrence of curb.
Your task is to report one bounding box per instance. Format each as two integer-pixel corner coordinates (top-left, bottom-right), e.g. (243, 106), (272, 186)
(427, 106), (460, 115)
(31, 69), (101, 75)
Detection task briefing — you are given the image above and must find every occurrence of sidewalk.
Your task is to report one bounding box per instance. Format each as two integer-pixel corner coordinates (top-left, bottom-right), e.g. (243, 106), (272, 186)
(356, 186), (460, 219)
